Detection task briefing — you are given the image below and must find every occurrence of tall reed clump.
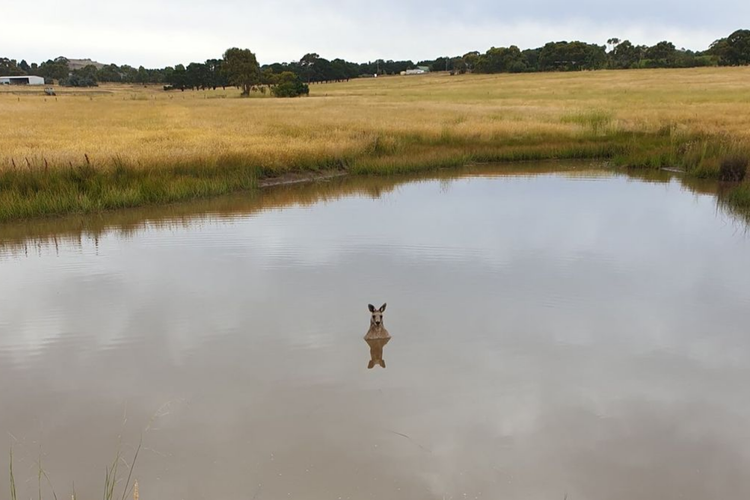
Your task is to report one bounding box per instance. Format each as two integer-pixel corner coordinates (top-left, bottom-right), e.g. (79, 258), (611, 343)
(0, 156), (260, 222)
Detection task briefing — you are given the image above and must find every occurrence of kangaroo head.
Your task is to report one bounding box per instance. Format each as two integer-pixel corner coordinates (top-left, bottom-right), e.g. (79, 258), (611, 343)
(368, 303), (387, 327)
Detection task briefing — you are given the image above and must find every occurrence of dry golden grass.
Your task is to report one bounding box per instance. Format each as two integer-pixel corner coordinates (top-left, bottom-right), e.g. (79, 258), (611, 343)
(0, 67), (749, 219)
(1, 67), (748, 171)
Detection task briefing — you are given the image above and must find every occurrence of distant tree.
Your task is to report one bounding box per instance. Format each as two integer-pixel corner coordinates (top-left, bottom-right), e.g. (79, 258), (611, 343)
(0, 58), (25, 76)
(644, 41), (677, 67)
(97, 64), (122, 82)
(19, 59), (30, 73)
(222, 48), (260, 96)
(118, 65), (138, 83)
(136, 66), (149, 84)
(61, 64), (98, 87)
(610, 40), (642, 69)
(37, 57), (70, 82)
(539, 41), (606, 71)
(710, 29), (750, 65)
(167, 64), (188, 90)
(606, 38), (621, 53)
(462, 51), (480, 72)
(271, 71), (309, 97)
(205, 58), (228, 89)
(78, 64), (99, 80)
(475, 46), (526, 73)
(186, 62), (210, 89)
(522, 48), (541, 71)
(299, 52), (320, 82)
(430, 56), (452, 72)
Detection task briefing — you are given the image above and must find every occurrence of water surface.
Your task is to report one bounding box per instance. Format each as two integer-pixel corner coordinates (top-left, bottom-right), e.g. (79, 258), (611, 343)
(1, 163), (749, 500)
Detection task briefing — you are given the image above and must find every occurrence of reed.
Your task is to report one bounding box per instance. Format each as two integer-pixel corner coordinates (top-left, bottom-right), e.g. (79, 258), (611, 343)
(6, 440), (140, 500)
(9, 448), (17, 500)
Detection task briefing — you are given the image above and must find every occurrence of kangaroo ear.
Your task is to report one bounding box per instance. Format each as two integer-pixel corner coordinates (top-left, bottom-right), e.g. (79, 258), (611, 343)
(368, 304), (375, 312)
(368, 360), (375, 369)
(379, 303), (387, 312)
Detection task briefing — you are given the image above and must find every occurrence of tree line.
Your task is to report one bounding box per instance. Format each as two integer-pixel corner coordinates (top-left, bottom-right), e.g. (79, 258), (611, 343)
(1, 29), (748, 92)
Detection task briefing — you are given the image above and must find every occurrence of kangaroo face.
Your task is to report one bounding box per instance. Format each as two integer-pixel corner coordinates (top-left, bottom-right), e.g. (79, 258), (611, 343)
(368, 303), (386, 327)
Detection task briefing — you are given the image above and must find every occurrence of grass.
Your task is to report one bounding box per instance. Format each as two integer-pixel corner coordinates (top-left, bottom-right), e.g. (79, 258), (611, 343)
(9, 449), (16, 500)
(1, 66), (750, 221)
(7, 440), (141, 500)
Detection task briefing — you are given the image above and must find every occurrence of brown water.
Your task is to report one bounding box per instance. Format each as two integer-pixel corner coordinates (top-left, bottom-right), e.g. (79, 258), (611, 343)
(1, 163), (749, 500)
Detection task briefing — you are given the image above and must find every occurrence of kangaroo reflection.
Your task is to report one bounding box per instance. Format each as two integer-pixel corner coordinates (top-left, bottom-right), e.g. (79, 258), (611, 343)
(364, 303), (390, 369)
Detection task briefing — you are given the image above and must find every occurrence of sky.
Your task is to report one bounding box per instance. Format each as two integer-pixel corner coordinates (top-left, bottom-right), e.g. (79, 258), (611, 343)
(3, 0), (747, 67)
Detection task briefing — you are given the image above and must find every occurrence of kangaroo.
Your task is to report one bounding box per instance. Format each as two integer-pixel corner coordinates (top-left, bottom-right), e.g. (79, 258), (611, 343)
(364, 303), (390, 340)
(364, 303), (390, 369)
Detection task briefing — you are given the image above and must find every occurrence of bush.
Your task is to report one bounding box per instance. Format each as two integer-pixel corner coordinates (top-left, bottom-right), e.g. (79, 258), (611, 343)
(60, 74), (98, 87)
(719, 155), (748, 182)
(271, 72), (309, 98)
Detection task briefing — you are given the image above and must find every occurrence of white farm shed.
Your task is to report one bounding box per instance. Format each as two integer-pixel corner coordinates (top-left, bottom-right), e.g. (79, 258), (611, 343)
(0, 75), (45, 85)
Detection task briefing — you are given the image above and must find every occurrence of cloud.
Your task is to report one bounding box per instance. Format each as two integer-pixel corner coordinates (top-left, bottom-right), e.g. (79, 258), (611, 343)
(2, 0), (746, 66)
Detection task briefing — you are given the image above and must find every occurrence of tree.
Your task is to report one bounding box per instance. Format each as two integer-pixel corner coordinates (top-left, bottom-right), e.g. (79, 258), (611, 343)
(167, 64), (187, 90)
(645, 41), (677, 67)
(299, 53), (320, 82)
(462, 51), (480, 72)
(61, 65), (98, 87)
(97, 64), (122, 82)
(538, 41), (606, 71)
(610, 40), (642, 69)
(136, 66), (149, 84)
(271, 71), (309, 97)
(606, 38), (621, 53)
(37, 57), (70, 82)
(222, 48), (260, 96)
(0, 58), (25, 75)
(186, 62), (210, 89)
(205, 59), (228, 89)
(475, 46), (526, 73)
(711, 29), (750, 66)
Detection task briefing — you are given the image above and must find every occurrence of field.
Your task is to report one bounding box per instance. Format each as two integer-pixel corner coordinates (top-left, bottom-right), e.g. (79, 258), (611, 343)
(1, 67), (750, 220)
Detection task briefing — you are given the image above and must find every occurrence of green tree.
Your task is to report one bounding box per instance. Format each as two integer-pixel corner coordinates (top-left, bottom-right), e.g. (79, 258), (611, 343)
(61, 65), (98, 87)
(539, 41), (606, 71)
(136, 66), (149, 84)
(186, 62), (210, 89)
(606, 38), (621, 53)
(222, 48), (260, 96)
(168, 64), (187, 90)
(97, 64), (122, 82)
(38, 57), (70, 82)
(271, 71), (309, 97)
(475, 46), (526, 73)
(610, 40), (642, 69)
(205, 59), (228, 89)
(645, 41), (677, 67)
(462, 51), (480, 72)
(299, 53), (320, 82)
(711, 29), (750, 65)
(0, 58), (25, 75)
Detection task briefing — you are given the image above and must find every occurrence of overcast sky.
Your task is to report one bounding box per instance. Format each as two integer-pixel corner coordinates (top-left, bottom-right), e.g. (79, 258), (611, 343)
(4, 0), (747, 67)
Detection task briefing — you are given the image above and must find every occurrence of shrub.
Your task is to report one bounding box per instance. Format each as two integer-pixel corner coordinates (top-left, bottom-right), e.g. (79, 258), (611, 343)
(271, 72), (309, 98)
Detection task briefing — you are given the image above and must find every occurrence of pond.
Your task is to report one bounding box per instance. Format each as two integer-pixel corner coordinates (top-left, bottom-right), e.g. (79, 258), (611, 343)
(1, 162), (749, 500)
